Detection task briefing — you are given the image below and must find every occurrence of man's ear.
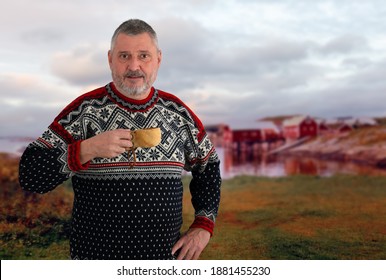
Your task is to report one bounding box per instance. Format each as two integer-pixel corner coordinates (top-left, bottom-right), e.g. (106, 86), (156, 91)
(157, 50), (162, 67)
(108, 50), (113, 69)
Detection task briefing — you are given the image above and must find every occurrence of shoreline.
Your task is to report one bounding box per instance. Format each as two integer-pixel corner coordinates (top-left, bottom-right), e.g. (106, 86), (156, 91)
(282, 134), (386, 169)
(282, 150), (384, 167)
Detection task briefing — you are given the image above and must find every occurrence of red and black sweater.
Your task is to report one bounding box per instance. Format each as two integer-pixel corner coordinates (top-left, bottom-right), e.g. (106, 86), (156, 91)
(19, 82), (221, 260)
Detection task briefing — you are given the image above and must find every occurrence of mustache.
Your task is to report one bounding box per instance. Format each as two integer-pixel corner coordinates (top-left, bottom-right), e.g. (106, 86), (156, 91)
(124, 70), (145, 78)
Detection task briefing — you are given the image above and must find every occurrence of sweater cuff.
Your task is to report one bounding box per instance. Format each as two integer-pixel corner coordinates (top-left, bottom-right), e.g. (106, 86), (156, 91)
(68, 140), (90, 171)
(189, 216), (215, 237)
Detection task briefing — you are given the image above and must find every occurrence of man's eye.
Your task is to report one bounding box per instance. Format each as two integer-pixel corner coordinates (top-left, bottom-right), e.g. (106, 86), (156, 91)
(140, 54), (151, 60)
(119, 53), (129, 60)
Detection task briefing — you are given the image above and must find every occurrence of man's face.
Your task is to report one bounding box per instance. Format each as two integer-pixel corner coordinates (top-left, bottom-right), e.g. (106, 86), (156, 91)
(108, 32), (162, 99)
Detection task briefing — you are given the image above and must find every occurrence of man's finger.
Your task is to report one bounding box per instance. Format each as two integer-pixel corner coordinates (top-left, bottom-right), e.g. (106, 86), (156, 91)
(176, 243), (189, 260)
(120, 140), (133, 149)
(184, 249), (195, 260)
(171, 239), (184, 256)
(176, 251), (186, 260)
(192, 250), (201, 260)
(112, 129), (132, 139)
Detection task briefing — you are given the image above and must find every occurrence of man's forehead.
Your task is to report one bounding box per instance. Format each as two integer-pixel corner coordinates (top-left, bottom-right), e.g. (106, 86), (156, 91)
(115, 33), (157, 50)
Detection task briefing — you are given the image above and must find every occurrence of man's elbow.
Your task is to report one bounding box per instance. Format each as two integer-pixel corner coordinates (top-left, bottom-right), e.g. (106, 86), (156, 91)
(18, 175), (46, 194)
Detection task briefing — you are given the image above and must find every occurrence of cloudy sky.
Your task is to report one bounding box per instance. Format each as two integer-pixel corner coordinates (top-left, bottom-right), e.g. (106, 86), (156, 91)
(1, 0), (386, 137)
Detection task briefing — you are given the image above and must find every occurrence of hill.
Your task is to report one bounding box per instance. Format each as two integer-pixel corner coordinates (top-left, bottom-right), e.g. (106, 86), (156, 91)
(375, 116), (386, 126)
(286, 126), (386, 168)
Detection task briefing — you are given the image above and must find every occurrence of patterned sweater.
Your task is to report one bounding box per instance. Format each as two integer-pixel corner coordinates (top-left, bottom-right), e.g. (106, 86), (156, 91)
(19, 82), (221, 260)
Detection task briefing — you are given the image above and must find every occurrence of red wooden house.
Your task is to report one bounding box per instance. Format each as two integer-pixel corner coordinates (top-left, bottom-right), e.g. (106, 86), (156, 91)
(282, 116), (318, 141)
(231, 121), (282, 146)
(232, 129), (263, 144)
(337, 123), (353, 133)
(319, 119), (354, 135)
(205, 124), (233, 149)
(318, 121), (329, 135)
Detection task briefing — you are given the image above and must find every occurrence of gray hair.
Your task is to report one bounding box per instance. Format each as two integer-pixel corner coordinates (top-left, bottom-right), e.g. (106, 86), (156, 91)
(110, 19), (159, 50)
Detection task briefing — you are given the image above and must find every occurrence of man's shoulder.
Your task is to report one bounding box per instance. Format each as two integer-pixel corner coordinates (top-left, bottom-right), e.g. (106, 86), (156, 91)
(75, 85), (108, 103)
(55, 85), (108, 121)
(156, 89), (205, 135)
(157, 89), (196, 117)
(157, 89), (185, 107)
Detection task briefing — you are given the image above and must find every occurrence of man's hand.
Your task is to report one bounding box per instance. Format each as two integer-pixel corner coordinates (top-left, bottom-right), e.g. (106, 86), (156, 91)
(80, 129), (132, 164)
(171, 228), (211, 260)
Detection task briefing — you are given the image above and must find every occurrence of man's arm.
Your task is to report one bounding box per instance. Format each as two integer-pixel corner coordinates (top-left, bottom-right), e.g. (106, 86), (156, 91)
(19, 142), (73, 194)
(19, 129), (133, 193)
(172, 160), (221, 260)
(79, 129), (133, 164)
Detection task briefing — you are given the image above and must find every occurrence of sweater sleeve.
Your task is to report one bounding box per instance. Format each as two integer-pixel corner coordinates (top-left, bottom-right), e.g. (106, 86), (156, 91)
(19, 120), (89, 194)
(188, 159), (221, 236)
(18, 88), (95, 194)
(184, 124), (221, 236)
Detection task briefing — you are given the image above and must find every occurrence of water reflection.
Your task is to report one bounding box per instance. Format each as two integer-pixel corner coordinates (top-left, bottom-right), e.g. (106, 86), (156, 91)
(217, 148), (386, 178)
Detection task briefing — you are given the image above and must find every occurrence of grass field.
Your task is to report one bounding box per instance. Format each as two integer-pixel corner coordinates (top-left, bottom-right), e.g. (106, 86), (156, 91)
(1, 153), (386, 259)
(197, 175), (386, 259)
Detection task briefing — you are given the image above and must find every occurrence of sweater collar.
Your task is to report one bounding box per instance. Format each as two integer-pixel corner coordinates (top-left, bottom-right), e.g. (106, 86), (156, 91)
(106, 82), (159, 112)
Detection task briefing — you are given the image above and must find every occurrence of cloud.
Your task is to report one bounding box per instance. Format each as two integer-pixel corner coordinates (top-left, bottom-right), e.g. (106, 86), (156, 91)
(155, 16), (314, 98)
(320, 34), (369, 55)
(0, 104), (61, 138)
(1, 0), (386, 139)
(0, 73), (78, 104)
(282, 57), (386, 118)
(50, 44), (111, 86)
(0, 73), (81, 137)
(348, 58), (386, 89)
(21, 28), (66, 45)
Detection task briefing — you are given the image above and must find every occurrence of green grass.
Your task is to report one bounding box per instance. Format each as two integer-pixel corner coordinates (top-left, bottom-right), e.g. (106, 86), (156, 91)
(197, 175), (386, 260)
(1, 174), (386, 259)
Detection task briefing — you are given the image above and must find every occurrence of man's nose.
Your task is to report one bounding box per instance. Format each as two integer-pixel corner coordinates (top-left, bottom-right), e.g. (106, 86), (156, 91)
(126, 57), (141, 71)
